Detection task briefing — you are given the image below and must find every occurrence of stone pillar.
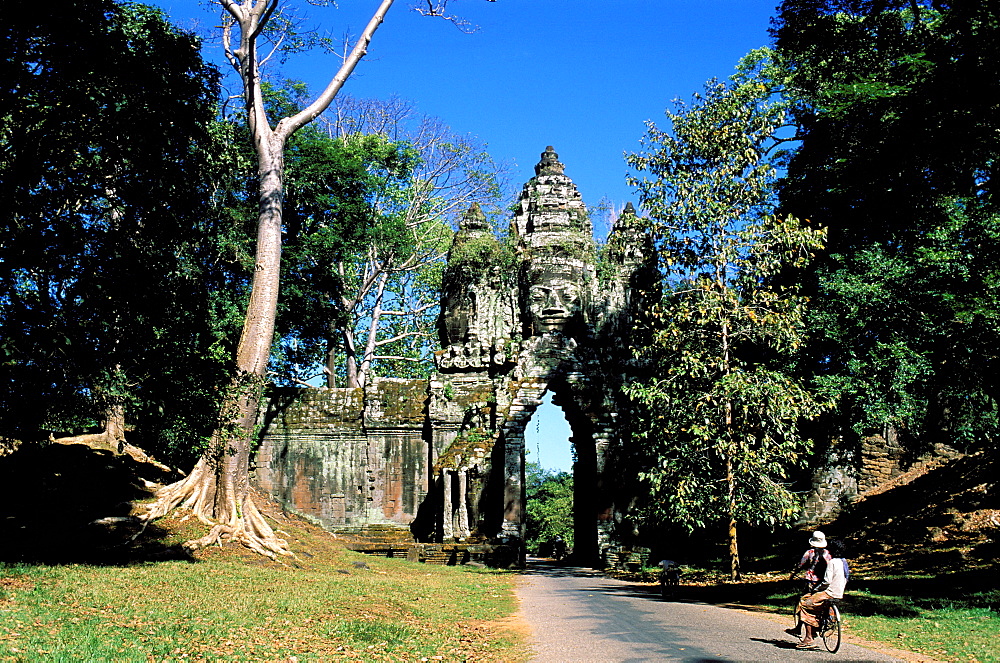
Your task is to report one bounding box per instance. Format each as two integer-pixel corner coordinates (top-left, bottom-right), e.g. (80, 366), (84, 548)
(593, 423), (615, 565)
(501, 430), (525, 542)
(457, 468), (470, 538)
(441, 469), (453, 540)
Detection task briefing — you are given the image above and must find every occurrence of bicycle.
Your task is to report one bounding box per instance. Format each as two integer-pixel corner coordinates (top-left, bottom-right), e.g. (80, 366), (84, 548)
(790, 593), (842, 653)
(817, 600), (842, 653)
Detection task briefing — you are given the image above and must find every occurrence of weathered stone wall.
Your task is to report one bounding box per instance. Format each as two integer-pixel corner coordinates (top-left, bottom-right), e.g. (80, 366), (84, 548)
(254, 380), (431, 533)
(858, 427), (907, 493)
(801, 427), (965, 525)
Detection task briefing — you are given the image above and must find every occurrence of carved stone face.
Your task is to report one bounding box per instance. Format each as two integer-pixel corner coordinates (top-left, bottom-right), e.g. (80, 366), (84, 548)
(439, 288), (475, 346)
(527, 281), (581, 333)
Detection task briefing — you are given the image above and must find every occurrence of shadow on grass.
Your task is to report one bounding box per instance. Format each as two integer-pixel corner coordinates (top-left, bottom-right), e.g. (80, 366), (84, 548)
(623, 570), (999, 620)
(0, 442), (194, 566)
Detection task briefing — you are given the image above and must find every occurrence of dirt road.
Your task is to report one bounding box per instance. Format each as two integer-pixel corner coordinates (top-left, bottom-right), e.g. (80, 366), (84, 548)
(516, 559), (906, 662)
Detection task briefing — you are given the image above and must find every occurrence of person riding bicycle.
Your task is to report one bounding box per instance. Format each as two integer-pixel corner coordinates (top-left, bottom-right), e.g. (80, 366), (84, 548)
(786, 530), (833, 637)
(793, 530), (833, 591)
(552, 536), (566, 562)
(792, 538), (849, 649)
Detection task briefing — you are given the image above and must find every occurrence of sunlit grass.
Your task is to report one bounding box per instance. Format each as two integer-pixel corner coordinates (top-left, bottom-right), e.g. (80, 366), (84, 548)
(756, 581), (1000, 662)
(842, 588), (999, 663)
(0, 516), (526, 662)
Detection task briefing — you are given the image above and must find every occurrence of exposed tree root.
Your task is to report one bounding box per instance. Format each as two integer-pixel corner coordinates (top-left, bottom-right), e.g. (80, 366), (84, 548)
(49, 430), (123, 454)
(142, 459), (292, 559)
(49, 432), (175, 475)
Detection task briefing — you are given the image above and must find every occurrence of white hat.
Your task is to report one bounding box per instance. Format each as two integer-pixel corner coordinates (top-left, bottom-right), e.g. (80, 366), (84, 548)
(809, 531), (827, 548)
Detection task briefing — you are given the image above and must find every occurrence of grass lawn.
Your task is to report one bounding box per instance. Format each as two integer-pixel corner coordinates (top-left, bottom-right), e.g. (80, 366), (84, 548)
(0, 510), (528, 662)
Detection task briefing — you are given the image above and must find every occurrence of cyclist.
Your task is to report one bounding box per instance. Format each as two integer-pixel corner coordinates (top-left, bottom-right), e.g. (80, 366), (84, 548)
(786, 530), (832, 637)
(793, 538), (849, 649)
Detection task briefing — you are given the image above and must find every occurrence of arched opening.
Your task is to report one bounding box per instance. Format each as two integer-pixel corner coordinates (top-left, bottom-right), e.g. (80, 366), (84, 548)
(523, 392), (574, 559)
(525, 392), (573, 473)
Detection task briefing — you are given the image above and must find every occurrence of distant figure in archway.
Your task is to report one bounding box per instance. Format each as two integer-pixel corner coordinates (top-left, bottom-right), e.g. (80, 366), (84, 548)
(553, 535), (567, 562)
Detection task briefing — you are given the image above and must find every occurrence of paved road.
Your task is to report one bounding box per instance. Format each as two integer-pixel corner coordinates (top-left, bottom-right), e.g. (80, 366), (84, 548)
(516, 559), (904, 663)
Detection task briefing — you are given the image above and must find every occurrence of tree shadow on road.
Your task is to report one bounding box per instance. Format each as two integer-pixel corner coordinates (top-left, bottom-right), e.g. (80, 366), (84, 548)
(522, 557), (612, 578)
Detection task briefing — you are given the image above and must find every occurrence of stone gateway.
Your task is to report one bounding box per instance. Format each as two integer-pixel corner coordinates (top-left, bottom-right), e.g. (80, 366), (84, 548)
(254, 147), (658, 566)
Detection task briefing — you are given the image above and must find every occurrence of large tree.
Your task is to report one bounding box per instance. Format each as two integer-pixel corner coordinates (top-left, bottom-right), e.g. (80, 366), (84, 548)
(625, 51), (827, 581)
(143, 0), (489, 557)
(0, 0), (241, 466)
(773, 0), (1000, 453)
(140, 0), (397, 557)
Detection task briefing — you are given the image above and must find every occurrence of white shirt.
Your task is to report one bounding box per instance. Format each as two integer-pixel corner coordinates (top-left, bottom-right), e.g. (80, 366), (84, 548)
(823, 557), (848, 598)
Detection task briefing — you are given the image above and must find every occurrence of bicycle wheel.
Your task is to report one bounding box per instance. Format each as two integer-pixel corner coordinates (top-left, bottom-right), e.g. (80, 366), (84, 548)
(821, 604), (842, 653)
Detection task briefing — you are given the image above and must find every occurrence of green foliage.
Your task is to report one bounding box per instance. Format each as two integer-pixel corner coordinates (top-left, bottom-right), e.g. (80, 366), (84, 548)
(624, 50), (827, 578)
(774, 1), (1000, 450)
(447, 233), (518, 282)
(268, 88), (505, 387)
(524, 462), (574, 553)
(0, 0), (244, 464)
(271, 89), (421, 385)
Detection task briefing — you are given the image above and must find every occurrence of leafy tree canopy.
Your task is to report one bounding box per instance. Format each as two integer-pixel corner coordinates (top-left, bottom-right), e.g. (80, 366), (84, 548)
(0, 1), (247, 465)
(625, 50), (827, 580)
(774, 0), (1000, 449)
(525, 462), (574, 554)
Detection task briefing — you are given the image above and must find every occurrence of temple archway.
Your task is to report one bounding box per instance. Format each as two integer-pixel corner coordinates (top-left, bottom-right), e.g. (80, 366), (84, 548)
(426, 147), (654, 566)
(255, 147), (657, 568)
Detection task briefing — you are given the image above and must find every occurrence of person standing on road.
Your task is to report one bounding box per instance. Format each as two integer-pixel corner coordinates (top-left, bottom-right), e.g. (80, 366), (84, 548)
(793, 538), (849, 649)
(787, 530), (833, 637)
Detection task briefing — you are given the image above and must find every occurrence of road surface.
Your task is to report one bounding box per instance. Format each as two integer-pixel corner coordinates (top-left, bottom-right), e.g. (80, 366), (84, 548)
(516, 559), (906, 662)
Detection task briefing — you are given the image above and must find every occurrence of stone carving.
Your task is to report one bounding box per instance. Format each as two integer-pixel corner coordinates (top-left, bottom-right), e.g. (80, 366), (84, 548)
(526, 280), (581, 334)
(256, 147), (659, 566)
(424, 146), (649, 563)
(535, 145), (565, 176)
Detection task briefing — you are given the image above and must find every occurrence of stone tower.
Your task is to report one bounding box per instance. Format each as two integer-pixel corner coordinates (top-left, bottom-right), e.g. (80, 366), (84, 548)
(255, 147), (657, 567)
(426, 147), (655, 564)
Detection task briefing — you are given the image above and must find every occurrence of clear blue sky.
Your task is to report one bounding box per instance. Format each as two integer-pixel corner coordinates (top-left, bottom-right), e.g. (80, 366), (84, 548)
(151, 0), (780, 470)
(525, 392), (573, 474)
(153, 0), (778, 217)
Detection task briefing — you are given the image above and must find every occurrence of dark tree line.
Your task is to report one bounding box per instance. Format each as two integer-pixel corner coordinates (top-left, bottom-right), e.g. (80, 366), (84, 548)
(774, 0), (1000, 452)
(0, 0), (245, 464)
(618, 0), (999, 576)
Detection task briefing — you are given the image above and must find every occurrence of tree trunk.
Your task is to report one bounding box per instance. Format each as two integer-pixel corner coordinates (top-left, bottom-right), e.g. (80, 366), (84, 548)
(139, 0), (396, 557)
(142, 135), (291, 557)
(726, 455), (741, 582)
(721, 316), (741, 582)
(356, 270), (390, 389)
(50, 402), (126, 454)
(325, 314), (338, 388)
(343, 327), (361, 388)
